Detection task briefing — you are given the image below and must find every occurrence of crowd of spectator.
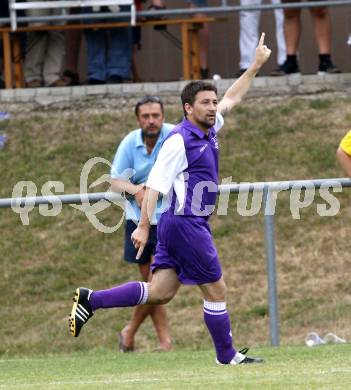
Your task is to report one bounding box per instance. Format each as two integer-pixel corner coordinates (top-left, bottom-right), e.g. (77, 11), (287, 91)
(0, 1), (343, 88)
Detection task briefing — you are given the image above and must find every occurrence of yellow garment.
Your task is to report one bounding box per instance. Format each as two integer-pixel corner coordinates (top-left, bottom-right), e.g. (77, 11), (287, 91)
(340, 130), (351, 156)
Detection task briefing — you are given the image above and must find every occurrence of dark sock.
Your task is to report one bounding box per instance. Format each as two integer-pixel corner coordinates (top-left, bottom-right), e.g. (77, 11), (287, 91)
(286, 55), (297, 64)
(319, 54), (331, 64)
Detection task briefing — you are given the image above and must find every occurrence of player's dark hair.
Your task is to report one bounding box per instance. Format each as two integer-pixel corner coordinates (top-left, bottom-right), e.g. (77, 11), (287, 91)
(134, 95), (164, 116)
(181, 81), (218, 117)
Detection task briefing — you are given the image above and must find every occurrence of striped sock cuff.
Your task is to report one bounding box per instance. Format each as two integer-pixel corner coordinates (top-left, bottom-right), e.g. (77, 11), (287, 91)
(137, 282), (149, 305)
(203, 300), (227, 316)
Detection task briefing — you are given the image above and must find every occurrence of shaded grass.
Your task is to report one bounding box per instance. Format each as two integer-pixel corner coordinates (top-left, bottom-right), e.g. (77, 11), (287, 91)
(1, 94), (351, 357)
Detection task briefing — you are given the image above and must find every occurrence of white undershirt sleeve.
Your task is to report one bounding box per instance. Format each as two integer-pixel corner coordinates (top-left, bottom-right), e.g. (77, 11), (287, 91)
(147, 133), (188, 195)
(214, 111), (224, 133)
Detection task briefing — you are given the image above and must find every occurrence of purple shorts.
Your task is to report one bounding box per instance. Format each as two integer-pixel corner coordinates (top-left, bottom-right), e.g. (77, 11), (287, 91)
(151, 212), (222, 285)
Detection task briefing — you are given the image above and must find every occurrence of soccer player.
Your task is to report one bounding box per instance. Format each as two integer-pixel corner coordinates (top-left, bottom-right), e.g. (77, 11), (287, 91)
(110, 96), (174, 352)
(69, 33), (271, 365)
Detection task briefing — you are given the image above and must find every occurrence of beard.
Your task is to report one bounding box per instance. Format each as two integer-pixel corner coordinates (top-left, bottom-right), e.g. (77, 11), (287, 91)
(142, 127), (161, 138)
(197, 116), (215, 129)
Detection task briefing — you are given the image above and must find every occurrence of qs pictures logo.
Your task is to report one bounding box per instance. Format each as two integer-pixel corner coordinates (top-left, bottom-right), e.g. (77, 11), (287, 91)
(11, 157), (133, 233)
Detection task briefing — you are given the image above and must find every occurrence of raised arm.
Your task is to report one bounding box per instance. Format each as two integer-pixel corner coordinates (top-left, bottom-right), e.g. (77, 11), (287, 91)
(218, 32), (271, 116)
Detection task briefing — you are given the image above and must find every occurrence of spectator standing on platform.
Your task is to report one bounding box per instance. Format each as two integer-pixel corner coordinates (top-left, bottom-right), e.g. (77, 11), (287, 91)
(24, 1), (66, 88)
(188, 0), (210, 79)
(237, 0), (286, 77)
(110, 96), (174, 352)
(83, 1), (163, 84)
(130, 0), (165, 82)
(280, 0), (340, 74)
(131, 0), (144, 83)
(336, 131), (351, 177)
(83, 5), (133, 84)
(62, 7), (82, 86)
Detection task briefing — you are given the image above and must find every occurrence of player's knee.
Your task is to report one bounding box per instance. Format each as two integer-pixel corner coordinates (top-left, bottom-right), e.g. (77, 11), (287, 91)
(156, 295), (173, 305)
(217, 278), (227, 298)
(150, 295), (172, 305)
(205, 280), (227, 301)
(221, 283), (227, 299)
(148, 287), (175, 304)
(214, 287), (226, 301)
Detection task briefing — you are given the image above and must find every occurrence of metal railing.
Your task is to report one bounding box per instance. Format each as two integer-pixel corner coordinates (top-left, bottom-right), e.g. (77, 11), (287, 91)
(1, 0), (351, 28)
(1, 177), (351, 345)
(8, 0), (136, 30)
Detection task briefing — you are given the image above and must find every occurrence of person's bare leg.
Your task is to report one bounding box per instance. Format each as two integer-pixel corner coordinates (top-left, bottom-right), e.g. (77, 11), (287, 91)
(190, 5), (209, 78)
(200, 25), (209, 73)
(195, 13), (209, 72)
(120, 259), (172, 350)
(149, 297), (171, 350)
(131, 43), (142, 83)
(284, 8), (301, 55)
(310, 7), (331, 54)
(64, 30), (81, 73)
(63, 8), (82, 85)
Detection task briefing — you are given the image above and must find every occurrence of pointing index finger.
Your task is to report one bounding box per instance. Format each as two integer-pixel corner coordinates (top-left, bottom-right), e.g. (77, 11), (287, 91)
(136, 244), (145, 260)
(259, 32), (265, 46)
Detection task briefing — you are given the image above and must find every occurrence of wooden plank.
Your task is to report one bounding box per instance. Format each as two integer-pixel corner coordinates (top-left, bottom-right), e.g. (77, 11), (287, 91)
(2, 32), (13, 89)
(0, 17), (218, 33)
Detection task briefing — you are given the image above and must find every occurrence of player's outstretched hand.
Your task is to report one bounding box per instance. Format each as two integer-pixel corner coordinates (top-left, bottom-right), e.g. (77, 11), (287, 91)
(131, 226), (149, 260)
(255, 32), (271, 68)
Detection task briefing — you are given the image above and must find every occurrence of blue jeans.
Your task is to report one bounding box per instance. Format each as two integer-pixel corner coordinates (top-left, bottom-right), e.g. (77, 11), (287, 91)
(83, 7), (132, 81)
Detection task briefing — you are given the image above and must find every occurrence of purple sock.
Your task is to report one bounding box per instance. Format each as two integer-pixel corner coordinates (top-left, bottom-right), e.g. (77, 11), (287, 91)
(89, 281), (148, 311)
(203, 300), (236, 364)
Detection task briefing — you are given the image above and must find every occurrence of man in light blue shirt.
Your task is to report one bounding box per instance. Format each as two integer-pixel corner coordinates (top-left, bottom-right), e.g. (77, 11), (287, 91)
(110, 96), (174, 352)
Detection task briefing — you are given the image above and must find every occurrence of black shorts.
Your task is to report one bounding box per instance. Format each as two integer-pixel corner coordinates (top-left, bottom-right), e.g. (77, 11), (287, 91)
(124, 220), (157, 265)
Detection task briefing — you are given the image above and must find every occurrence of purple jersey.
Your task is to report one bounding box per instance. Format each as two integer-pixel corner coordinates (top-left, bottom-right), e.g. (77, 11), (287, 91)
(147, 112), (224, 217)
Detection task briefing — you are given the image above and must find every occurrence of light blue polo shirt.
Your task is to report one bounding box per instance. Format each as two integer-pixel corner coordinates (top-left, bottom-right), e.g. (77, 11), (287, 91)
(111, 123), (175, 224)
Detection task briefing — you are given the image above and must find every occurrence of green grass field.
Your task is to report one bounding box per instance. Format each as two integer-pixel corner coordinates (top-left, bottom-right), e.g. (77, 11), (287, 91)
(1, 345), (351, 389)
(1, 93), (351, 389)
